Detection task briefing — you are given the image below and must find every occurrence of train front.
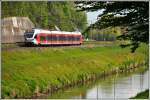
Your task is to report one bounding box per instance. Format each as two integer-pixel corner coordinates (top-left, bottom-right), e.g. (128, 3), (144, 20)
(24, 29), (37, 45)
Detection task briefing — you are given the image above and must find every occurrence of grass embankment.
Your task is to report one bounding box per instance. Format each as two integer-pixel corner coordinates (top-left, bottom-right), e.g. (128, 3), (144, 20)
(2, 44), (148, 98)
(130, 89), (149, 99)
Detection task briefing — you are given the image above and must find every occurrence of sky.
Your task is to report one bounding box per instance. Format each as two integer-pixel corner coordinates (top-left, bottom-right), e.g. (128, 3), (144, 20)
(86, 9), (105, 25)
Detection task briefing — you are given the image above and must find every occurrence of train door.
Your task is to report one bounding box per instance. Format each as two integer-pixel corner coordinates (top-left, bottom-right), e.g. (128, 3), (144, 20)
(39, 33), (47, 44)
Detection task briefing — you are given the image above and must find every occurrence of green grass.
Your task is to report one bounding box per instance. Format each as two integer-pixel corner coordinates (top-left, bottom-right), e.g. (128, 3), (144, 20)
(130, 89), (149, 99)
(1, 43), (148, 98)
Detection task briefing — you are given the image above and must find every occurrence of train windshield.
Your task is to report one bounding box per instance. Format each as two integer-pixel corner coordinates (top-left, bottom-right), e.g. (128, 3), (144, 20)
(25, 32), (34, 38)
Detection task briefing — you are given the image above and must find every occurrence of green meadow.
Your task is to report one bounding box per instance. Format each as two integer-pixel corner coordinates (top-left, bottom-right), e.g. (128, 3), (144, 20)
(1, 44), (148, 98)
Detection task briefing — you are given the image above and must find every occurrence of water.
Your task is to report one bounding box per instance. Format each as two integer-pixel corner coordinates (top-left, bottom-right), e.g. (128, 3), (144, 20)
(44, 68), (149, 99)
(81, 71), (149, 99)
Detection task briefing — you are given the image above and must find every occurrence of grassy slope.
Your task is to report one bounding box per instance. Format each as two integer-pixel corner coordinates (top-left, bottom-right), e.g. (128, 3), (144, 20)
(130, 89), (149, 99)
(2, 44), (148, 98)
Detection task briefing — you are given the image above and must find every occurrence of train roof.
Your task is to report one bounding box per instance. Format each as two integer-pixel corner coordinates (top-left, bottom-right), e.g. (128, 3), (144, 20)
(33, 28), (81, 35)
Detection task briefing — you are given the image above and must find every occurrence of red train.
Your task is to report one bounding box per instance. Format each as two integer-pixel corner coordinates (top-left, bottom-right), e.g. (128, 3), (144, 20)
(24, 28), (83, 45)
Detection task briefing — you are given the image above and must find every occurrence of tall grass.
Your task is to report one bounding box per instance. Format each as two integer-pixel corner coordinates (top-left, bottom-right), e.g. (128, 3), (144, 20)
(1, 44), (148, 98)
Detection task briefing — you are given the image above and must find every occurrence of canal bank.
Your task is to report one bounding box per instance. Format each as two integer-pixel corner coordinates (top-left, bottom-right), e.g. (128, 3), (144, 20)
(45, 66), (148, 99)
(2, 44), (148, 98)
(130, 89), (149, 99)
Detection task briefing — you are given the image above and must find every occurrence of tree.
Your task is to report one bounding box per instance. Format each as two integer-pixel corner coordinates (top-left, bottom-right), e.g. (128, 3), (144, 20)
(2, 1), (87, 32)
(75, 1), (149, 52)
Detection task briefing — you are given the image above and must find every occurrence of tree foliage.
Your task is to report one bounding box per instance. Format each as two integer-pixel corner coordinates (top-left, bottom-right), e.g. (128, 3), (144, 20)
(2, 1), (87, 32)
(88, 27), (122, 41)
(75, 1), (149, 52)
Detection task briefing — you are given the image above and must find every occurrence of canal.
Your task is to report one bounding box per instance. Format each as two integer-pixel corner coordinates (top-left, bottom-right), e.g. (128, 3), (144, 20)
(39, 67), (149, 99)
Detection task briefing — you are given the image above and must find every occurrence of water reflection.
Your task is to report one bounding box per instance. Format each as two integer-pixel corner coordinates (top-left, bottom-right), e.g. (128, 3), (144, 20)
(85, 70), (148, 99)
(46, 69), (148, 99)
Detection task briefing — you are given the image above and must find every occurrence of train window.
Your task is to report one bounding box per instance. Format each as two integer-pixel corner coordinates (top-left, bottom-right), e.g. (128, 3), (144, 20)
(60, 36), (63, 41)
(64, 36), (66, 40)
(51, 36), (57, 40)
(69, 36), (71, 41)
(40, 36), (46, 41)
(77, 36), (80, 40)
(73, 36), (76, 41)
(72, 36), (75, 41)
(58, 36), (61, 40)
(68, 36), (72, 41)
(49, 35), (81, 41)
(25, 32), (34, 38)
(75, 36), (77, 41)
(59, 36), (67, 41)
(47, 36), (51, 40)
(56, 35), (59, 40)
(59, 36), (64, 41)
(73, 36), (80, 41)
(64, 36), (67, 41)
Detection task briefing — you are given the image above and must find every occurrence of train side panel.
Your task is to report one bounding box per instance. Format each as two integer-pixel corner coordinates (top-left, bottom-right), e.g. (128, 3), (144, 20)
(35, 33), (82, 45)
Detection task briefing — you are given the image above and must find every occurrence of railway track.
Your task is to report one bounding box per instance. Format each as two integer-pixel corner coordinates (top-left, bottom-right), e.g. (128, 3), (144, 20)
(1, 43), (80, 51)
(1, 41), (117, 51)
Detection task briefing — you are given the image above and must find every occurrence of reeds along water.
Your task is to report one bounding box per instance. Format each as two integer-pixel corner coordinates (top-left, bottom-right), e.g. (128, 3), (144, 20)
(46, 66), (148, 99)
